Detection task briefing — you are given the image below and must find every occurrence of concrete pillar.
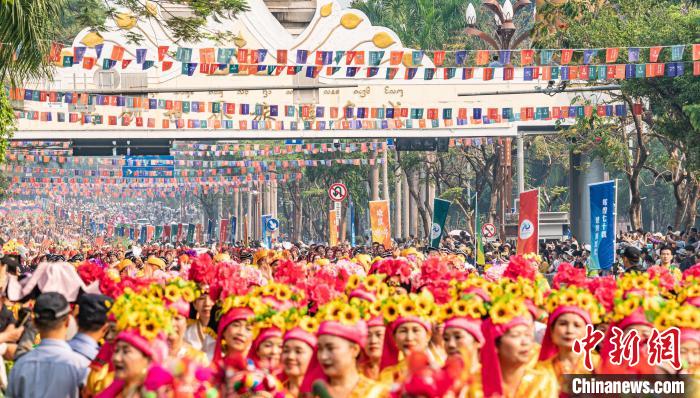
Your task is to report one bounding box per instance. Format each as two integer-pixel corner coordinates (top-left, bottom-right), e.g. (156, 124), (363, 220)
(382, 146), (390, 201)
(517, 133), (525, 194)
(233, 189), (240, 241)
(247, 190), (253, 241)
(569, 152), (605, 244)
(409, 171), (419, 238)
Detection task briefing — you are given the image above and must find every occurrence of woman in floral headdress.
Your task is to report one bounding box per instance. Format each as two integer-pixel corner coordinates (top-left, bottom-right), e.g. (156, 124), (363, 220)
(465, 295), (557, 398)
(299, 299), (389, 398)
(211, 294), (256, 383)
(280, 317), (317, 397)
(96, 292), (172, 398)
(535, 286), (603, 396)
(378, 290), (441, 385)
(653, 300), (700, 375)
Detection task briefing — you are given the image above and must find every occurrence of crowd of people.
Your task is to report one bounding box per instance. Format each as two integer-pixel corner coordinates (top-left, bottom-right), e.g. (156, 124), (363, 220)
(0, 202), (699, 398)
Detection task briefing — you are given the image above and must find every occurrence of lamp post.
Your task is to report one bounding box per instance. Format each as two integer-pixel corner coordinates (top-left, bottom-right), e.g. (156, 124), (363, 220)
(464, 0), (533, 236)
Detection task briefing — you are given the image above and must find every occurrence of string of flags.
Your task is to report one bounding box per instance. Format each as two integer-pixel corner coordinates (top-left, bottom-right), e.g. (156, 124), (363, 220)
(49, 42), (700, 74)
(14, 102), (640, 131)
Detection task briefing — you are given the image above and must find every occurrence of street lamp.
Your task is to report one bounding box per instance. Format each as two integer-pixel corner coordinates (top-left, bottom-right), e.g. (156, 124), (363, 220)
(464, 0), (533, 50)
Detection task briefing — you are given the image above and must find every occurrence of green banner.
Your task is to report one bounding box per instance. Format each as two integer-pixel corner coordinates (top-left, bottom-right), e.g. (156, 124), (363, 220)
(186, 223), (195, 244)
(430, 198), (451, 248)
(154, 226), (163, 240)
(171, 223), (178, 243)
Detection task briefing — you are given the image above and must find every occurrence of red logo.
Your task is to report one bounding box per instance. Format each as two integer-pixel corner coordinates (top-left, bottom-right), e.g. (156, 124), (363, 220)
(573, 324), (605, 371)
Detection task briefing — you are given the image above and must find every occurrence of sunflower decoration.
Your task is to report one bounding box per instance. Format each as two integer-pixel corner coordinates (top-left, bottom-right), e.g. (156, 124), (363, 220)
(315, 299), (366, 326)
(616, 272), (660, 298)
(493, 277), (547, 308)
(487, 295), (530, 325)
(653, 300), (700, 331)
(610, 292), (666, 323)
(148, 278), (200, 304)
(543, 286), (604, 324)
(438, 297), (487, 323)
(378, 290), (439, 325)
(1, 239), (20, 256)
(109, 288), (174, 341)
(450, 274), (496, 303)
(676, 283), (700, 304)
(250, 282), (305, 306)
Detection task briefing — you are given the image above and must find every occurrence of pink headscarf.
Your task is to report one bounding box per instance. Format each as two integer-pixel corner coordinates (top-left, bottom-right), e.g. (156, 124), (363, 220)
(247, 327), (283, 369)
(213, 307), (254, 363)
(167, 299), (190, 318)
(299, 320), (368, 394)
(480, 317), (532, 398)
(380, 316), (431, 370)
(348, 289), (384, 328)
(597, 307), (655, 375)
(444, 317), (484, 345)
(681, 328), (700, 344)
(284, 327), (318, 350)
(537, 306), (591, 362)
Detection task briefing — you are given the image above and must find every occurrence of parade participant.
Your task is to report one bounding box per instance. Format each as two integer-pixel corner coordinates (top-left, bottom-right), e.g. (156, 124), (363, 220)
(96, 291), (172, 398)
(470, 295), (557, 398)
(249, 325), (284, 373)
(166, 297), (208, 365)
(299, 302), (388, 398)
(536, 286), (603, 395)
(280, 326), (317, 396)
(378, 290), (440, 385)
(211, 295), (256, 382)
(7, 292), (86, 398)
(69, 293), (114, 369)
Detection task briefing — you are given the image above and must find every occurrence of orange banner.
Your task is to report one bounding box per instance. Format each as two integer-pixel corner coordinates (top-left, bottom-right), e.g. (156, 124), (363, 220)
(369, 200), (391, 249)
(329, 209), (338, 246)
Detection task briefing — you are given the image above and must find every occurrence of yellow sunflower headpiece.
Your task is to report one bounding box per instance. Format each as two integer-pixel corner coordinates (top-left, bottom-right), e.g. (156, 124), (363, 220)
(610, 293), (665, 323)
(487, 295), (530, 325)
(438, 296), (487, 323)
(316, 299), (365, 326)
(109, 289), (174, 341)
(379, 290), (439, 325)
(148, 278), (200, 303)
(543, 286), (603, 324)
(616, 272), (660, 298)
(653, 300), (700, 331)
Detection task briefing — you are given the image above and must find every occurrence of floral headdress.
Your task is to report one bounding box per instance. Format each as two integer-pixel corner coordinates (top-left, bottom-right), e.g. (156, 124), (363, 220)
(646, 265), (680, 294)
(315, 297), (377, 326)
(1, 239), (20, 256)
(109, 289), (174, 341)
(148, 278), (200, 304)
(487, 294), (530, 325)
(616, 272), (661, 298)
(345, 273), (390, 298)
(586, 275), (617, 312)
(610, 292), (665, 324)
(493, 277), (547, 307)
(379, 290), (439, 325)
(653, 300), (700, 331)
(369, 258), (414, 284)
(449, 273), (497, 303)
(438, 295), (487, 323)
(552, 262), (587, 289)
(543, 286), (603, 324)
(76, 259), (105, 286)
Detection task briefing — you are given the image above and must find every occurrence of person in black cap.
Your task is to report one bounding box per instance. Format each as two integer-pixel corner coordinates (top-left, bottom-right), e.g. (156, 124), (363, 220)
(622, 246), (644, 273)
(7, 292), (86, 398)
(68, 294), (114, 369)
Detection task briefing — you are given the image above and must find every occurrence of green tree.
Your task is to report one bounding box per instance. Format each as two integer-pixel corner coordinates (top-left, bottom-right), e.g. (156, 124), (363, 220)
(536, 0), (700, 229)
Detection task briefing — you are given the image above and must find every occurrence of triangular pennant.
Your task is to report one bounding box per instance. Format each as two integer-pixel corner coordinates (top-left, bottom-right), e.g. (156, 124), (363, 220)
(560, 49), (573, 65)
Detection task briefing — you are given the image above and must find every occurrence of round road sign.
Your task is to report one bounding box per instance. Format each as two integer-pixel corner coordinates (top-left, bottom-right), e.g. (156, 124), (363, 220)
(481, 223), (497, 238)
(266, 218), (280, 231)
(328, 183), (348, 202)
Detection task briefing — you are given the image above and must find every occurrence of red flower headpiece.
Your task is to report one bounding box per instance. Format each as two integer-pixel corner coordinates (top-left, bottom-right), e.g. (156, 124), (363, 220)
(273, 259), (307, 289)
(552, 262), (587, 289)
(646, 265), (678, 291)
(683, 264), (700, 282)
(187, 254), (217, 286)
(586, 275), (616, 312)
(502, 255), (537, 282)
(76, 260), (105, 286)
(370, 258), (412, 283)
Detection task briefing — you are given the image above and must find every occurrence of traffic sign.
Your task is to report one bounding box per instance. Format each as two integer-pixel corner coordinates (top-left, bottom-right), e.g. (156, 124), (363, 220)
(328, 183), (348, 202)
(266, 218), (280, 232)
(481, 223), (497, 238)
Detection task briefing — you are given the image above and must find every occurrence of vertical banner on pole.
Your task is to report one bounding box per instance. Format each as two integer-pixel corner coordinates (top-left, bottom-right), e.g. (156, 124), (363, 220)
(186, 223), (195, 244)
(230, 216), (237, 243)
(139, 226), (146, 244)
(349, 200), (356, 247)
(163, 225), (171, 242)
(171, 223), (178, 243)
(475, 193), (485, 266)
(329, 209), (339, 246)
(177, 223), (184, 242)
(146, 225), (155, 242)
(155, 225), (163, 240)
(261, 214), (271, 248)
(195, 223), (203, 244)
(219, 219), (229, 243)
(369, 200), (392, 249)
(206, 220), (213, 242)
(516, 189), (539, 255)
(589, 181), (617, 270)
(243, 216), (249, 247)
(430, 198), (451, 248)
